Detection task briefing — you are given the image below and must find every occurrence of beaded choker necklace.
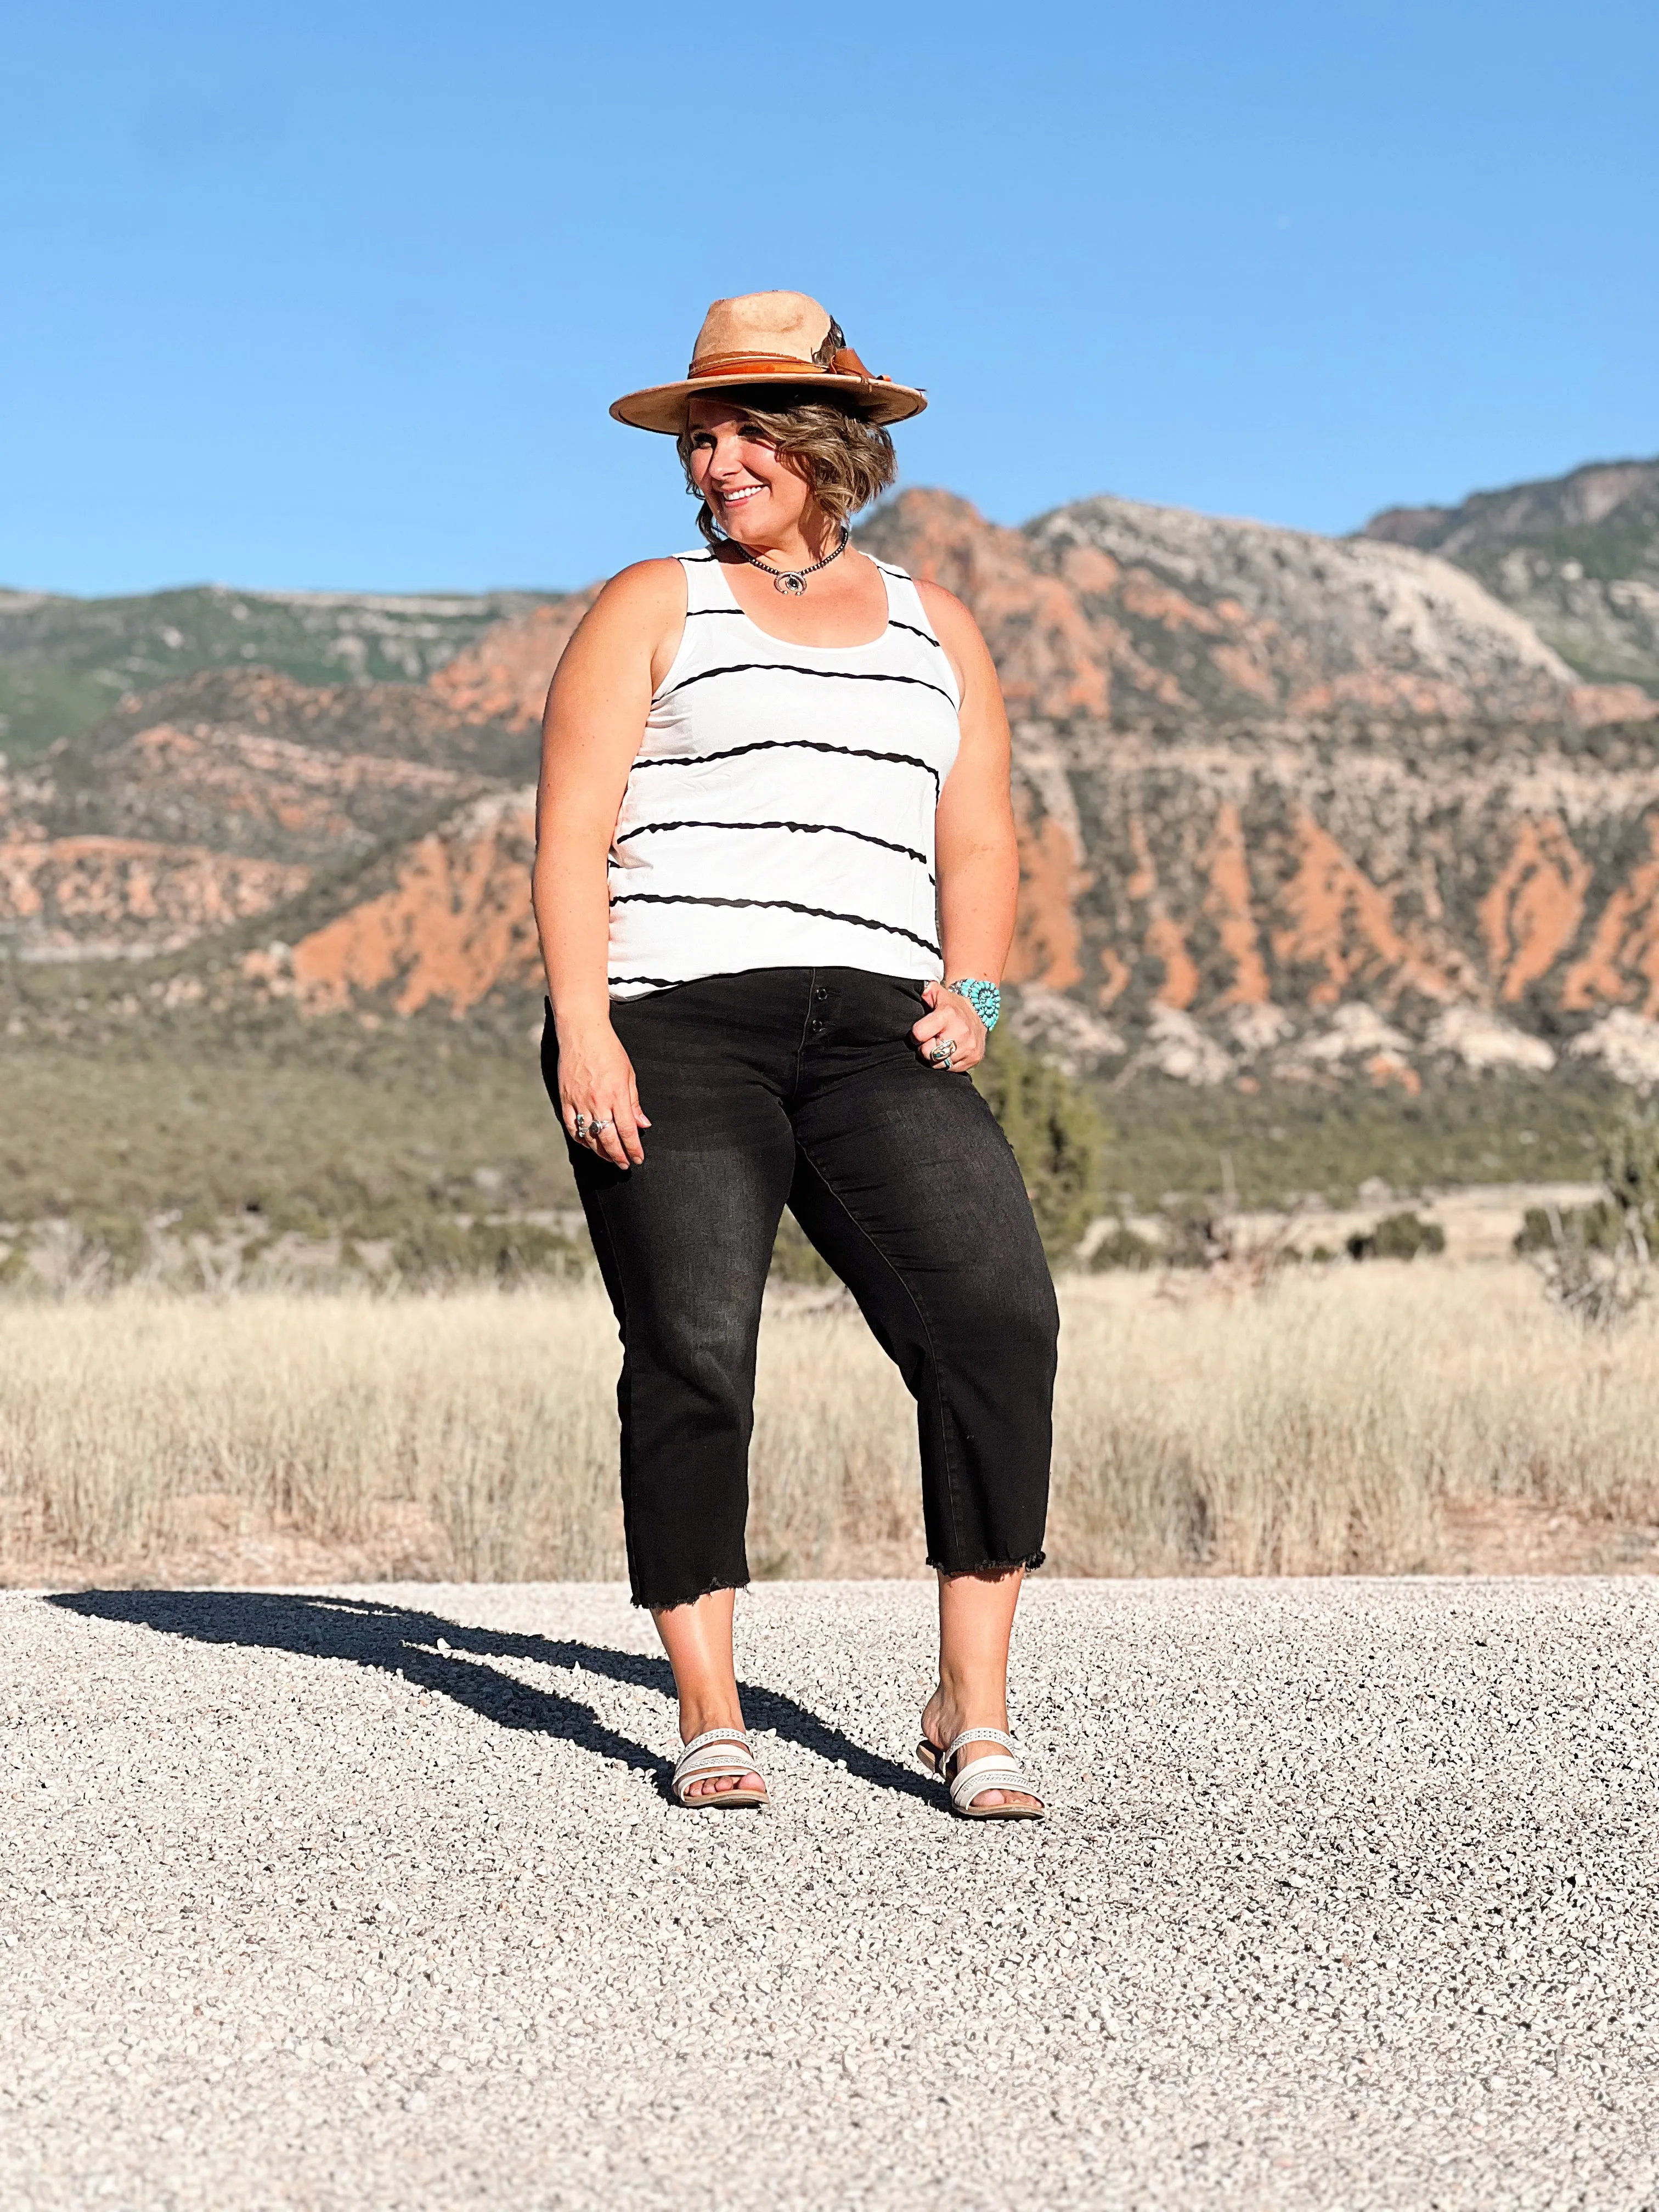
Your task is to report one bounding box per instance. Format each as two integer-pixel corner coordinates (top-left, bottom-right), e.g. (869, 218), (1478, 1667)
(730, 528), (850, 597)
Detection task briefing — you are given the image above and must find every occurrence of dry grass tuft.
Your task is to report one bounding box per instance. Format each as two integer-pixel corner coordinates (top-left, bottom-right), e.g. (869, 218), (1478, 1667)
(3, 1268), (1658, 1586)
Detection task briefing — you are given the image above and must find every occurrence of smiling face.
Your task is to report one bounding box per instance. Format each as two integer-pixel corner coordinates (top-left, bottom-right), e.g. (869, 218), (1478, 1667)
(683, 396), (816, 548)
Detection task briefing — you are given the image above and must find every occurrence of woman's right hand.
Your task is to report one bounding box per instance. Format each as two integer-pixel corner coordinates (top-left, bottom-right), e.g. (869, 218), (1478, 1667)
(557, 1022), (650, 1169)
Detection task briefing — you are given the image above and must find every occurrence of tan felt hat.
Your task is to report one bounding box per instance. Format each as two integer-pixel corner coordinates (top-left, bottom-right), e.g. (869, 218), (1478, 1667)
(610, 290), (927, 434)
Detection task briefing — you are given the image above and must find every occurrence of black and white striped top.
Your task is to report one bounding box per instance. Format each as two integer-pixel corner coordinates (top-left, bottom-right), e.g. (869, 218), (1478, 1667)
(607, 550), (962, 997)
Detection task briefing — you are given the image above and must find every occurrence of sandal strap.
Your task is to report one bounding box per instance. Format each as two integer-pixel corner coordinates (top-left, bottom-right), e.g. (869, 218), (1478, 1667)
(948, 1752), (1034, 1812)
(673, 1735), (762, 1788)
(679, 1726), (753, 1760)
(944, 1726), (1017, 1762)
(675, 1745), (759, 1779)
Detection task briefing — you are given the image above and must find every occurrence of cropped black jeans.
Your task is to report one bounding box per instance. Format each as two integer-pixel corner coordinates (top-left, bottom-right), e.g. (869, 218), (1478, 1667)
(542, 968), (1058, 1611)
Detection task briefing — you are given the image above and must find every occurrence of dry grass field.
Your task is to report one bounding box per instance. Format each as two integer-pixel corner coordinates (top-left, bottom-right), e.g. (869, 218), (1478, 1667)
(3, 1267), (1658, 1588)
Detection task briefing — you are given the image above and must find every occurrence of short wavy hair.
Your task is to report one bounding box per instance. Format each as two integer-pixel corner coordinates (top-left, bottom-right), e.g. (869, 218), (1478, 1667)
(676, 388), (898, 548)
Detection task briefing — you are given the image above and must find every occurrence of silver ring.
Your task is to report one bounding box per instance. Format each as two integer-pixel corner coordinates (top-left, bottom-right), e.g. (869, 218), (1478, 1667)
(573, 1113), (588, 1137)
(590, 1116), (612, 1135)
(930, 1039), (957, 1066)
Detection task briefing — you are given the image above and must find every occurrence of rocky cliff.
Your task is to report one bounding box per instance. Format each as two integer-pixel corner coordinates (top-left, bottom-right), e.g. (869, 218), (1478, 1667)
(857, 489), (1659, 1086)
(7, 477), (1659, 1090)
(862, 488), (1647, 728)
(1359, 456), (1659, 698)
(0, 669), (534, 958)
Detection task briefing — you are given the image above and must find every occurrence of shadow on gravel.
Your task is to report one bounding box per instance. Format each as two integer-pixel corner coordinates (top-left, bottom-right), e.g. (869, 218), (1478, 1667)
(48, 1591), (932, 1803)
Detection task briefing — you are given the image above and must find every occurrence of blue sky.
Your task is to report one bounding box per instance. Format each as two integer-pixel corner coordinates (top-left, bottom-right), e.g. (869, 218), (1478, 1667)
(4, 0), (1655, 596)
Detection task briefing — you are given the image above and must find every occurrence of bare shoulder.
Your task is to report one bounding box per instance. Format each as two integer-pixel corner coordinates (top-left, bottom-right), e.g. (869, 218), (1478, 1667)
(915, 578), (993, 664)
(583, 556), (686, 629)
(556, 556), (686, 676)
(915, 577), (1001, 717)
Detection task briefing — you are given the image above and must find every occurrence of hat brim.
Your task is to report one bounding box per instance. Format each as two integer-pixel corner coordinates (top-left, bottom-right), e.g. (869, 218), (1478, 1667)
(609, 368), (927, 435)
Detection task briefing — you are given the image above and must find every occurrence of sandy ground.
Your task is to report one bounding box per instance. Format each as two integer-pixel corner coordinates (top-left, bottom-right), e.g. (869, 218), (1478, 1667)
(2, 1578), (1656, 2210)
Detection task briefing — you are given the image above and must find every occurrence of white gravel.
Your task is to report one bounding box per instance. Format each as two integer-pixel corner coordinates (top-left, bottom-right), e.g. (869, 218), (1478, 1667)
(2, 1577), (1656, 2210)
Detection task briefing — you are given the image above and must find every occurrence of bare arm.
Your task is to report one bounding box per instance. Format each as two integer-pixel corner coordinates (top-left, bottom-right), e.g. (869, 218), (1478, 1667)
(909, 580), (1018, 1073)
(531, 559), (684, 1166)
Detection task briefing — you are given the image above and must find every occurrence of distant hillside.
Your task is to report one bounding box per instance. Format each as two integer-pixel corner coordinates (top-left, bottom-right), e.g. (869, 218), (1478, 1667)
(5, 475), (1659, 1118)
(1359, 458), (1659, 696)
(0, 582), (561, 760)
(0, 667), (543, 960)
(862, 487), (1625, 726)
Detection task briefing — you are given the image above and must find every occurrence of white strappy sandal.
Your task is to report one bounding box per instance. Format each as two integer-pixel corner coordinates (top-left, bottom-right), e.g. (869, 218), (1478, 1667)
(671, 1728), (769, 1810)
(917, 1726), (1045, 1820)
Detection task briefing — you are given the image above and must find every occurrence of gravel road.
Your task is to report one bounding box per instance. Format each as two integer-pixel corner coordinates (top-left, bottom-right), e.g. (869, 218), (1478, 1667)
(2, 1578), (1656, 2210)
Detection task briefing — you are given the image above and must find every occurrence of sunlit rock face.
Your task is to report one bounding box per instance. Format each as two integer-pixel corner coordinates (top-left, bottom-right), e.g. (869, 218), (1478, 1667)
(1359, 455), (1659, 698)
(854, 488), (1659, 1071)
(4, 477), (1659, 1085)
(0, 669), (521, 958)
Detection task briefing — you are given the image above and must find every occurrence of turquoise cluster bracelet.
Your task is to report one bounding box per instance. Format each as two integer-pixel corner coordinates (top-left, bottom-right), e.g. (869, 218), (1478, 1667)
(946, 977), (1001, 1031)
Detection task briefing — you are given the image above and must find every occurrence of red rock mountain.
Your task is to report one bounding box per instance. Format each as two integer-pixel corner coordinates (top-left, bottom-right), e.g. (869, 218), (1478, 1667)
(0, 668), (532, 959)
(5, 487), (1658, 1086)
(861, 493), (1659, 1086)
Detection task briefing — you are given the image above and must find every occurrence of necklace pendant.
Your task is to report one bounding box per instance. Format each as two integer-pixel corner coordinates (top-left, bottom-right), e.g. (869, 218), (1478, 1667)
(776, 571), (807, 596)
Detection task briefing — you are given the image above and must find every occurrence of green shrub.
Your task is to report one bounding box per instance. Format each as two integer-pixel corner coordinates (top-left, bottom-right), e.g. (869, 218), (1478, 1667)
(1160, 1209), (1224, 1269)
(1600, 1109), (1659, 1260)
(1514, 1199), (1623, 1256)
(769, 1214), (836, 1285)
(1088, 1222), (1162, 1273)
(1520, 1110), (1659, 1330)
(974, 1031), (1104, 1257)
(1347, 1211), (1446, 1262)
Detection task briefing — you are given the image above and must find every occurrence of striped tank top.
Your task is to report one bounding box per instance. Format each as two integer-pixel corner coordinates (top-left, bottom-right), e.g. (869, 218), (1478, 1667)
(606, 550), (962, 998)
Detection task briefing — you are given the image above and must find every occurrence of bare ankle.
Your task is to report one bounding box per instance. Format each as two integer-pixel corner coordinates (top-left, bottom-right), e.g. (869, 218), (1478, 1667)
(677, 1696), (746, 1745)
(932, 1672), (1009, 1721)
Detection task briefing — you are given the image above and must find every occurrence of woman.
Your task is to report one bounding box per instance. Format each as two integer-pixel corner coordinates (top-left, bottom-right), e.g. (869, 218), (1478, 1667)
(533, 291), (1057, 1819)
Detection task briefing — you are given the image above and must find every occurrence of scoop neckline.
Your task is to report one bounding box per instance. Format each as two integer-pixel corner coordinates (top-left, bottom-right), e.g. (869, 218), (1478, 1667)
(706, 548), (893, 652)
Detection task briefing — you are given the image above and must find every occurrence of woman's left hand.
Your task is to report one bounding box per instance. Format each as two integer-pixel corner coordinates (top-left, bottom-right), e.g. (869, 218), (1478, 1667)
(911, 980), (988, 1074)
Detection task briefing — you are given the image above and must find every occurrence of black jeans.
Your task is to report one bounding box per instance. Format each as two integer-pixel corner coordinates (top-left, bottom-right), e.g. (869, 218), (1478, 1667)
(542, 968), (1058, 1610)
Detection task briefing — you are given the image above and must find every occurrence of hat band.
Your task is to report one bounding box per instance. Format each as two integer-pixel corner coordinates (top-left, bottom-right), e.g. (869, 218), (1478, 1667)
(687, 350), (824, 379)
